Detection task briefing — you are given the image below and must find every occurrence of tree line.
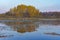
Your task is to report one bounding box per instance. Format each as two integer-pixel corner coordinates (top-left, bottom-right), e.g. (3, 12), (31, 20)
(0, 4), (60, 18)
(5, 4), (40, 18)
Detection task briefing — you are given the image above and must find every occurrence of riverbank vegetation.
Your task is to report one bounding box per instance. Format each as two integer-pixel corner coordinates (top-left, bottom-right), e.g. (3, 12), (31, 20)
(0, 4), (60, 20)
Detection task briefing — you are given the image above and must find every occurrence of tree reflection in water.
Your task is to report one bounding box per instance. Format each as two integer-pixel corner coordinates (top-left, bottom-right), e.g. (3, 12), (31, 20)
(4, 22), (39, 33)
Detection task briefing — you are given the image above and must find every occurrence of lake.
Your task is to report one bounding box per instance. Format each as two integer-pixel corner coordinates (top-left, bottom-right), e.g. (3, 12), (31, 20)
(0, 20), (60, 40)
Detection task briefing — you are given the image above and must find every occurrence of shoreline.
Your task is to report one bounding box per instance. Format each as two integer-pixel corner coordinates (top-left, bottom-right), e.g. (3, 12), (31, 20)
(0, 18), (60, 20)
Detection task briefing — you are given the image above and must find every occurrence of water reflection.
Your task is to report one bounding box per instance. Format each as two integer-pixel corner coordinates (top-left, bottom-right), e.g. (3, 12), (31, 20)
(0, 20), (60, 40)
(0, 35), (13, 38)
(44, 32), (60, 36)
(0, 23), (15, 38)
(4, 22), (39, 33)
(40, 20), (60, 25)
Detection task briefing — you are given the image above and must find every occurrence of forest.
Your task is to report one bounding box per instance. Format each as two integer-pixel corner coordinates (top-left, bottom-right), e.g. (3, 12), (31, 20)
(0, 4), (60, 20)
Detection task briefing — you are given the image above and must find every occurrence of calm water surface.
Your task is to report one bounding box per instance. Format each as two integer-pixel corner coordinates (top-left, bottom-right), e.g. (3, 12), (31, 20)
(0, 20), (60, 40)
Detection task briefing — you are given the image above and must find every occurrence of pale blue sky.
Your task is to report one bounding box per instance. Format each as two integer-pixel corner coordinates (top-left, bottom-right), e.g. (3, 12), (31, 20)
(0, 0), (60, 13)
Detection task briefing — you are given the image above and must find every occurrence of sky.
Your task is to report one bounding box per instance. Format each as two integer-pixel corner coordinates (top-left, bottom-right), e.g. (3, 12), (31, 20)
(0, 0), (60, 13)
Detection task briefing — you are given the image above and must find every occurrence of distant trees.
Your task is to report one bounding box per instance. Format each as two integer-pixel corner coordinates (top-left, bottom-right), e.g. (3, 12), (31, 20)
(42, 12), (60, 18)
(1, 4), (60, 18)
(9, 4), (40, 18)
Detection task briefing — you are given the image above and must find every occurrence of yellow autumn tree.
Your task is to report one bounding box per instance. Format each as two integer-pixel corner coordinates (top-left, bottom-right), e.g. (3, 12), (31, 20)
(16, 5), (27, 17)
(27, 6), (39, 17)
(9, 4), (40, 18)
